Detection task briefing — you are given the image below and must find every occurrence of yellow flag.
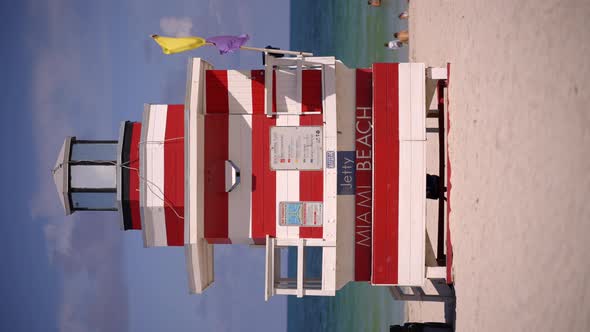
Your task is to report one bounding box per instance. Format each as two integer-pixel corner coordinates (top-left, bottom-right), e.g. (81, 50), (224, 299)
(151, 35), (207, 54)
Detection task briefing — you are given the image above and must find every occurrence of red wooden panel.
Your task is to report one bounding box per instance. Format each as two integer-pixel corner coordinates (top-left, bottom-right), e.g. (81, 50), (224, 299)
(299, 113), (324, 239)
(302, 70), (323, 113)
(204, 75), (230, 243)
(354, 68), (373, 281)
(372, 63), (399, 285)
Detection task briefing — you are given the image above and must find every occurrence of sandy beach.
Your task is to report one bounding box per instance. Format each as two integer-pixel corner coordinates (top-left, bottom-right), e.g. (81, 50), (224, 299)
(405, 0), (590, 330)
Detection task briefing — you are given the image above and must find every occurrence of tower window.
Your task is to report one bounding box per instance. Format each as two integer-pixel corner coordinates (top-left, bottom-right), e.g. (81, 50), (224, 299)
(71, 192), (117, 211)
(71, 142), (117, 162)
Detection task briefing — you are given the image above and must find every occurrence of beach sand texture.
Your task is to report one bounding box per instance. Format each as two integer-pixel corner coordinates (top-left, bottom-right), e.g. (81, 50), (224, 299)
(408, 0), (590, 330)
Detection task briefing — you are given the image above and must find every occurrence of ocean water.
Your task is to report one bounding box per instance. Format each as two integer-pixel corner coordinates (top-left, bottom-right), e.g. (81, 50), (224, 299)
(288, 1), (409, 331)
(286, 247), (406, 332)
(290, 0), (408, 68)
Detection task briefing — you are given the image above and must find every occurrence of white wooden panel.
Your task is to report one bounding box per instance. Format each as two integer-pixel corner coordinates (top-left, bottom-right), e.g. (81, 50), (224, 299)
(397, 140), (426, 286)
(144, 104), (168, 247)
(275, 288), (297, 296)
(275, 115), (294, 239)
(185, 58), (211, 245)
(227, 70), (253, 114)
(271, 56), (333, 68)
(264, 236), (275, 301)
(264, 55), (273, 117)
(398, 63), (412, 141)
(144, 105), (158, 246)
(149, 208), (167, 246)
(185, 240), (214, 294)
(303, 289), (336, 296)
(186, 58), (212, 115)
(286, 115), (300, 239)
(397, 141), (412, 284)
(297, 240), (304, 297)
(409, 141), (426, 285)
(228, 114), (253, 242)
(410, 63), (426, 141)
(185, 244), (199, 293)
(139, 105), (150, 245)
(276, 238), (336, 247)
(185, 59), (195, 243)
(140, 105), (167, 247)
(274, 115), (300, 240)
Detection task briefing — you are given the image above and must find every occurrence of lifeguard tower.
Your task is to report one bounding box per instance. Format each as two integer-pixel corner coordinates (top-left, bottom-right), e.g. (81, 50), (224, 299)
(52, 52), (452, 301)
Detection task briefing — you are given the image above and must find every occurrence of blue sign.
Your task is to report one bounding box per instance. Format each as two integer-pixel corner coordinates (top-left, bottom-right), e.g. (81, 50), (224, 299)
(337, 151), (356, 195)
(326, 151), (336, 169)
(284, 202), (303, 225)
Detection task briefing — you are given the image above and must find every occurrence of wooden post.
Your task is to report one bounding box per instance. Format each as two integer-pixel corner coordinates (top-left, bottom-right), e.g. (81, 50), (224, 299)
(240, 46), (313, 57)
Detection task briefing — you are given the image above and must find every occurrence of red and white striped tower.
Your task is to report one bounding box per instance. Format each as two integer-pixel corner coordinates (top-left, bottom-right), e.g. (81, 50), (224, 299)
(53, 55), (450, 299)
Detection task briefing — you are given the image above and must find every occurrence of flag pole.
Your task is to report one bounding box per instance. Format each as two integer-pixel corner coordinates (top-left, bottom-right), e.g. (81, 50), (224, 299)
(238, 46), (313, 57)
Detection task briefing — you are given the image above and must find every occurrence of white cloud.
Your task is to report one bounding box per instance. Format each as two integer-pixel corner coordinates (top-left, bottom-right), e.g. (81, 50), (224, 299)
(159, 16), (194, 37)
(44, 218), (75, 261)
(52, 214), (129, 332)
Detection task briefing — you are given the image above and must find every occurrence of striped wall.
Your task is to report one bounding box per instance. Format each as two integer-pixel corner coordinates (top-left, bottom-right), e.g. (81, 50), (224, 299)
(203, 69), (324, 244)
(371, 63), (426, 286)
(139, 104), (185, 247)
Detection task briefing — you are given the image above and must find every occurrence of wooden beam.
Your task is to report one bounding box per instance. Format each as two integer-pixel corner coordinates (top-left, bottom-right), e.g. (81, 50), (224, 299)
(297, 239), (304, 297)
(240, 46), (313, 57)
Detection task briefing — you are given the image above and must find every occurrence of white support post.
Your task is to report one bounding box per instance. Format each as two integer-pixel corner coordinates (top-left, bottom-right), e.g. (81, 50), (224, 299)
(274, 248), (281, 285)
(296, 55), (303, 111)
(240, 46), (312, 57)
(275, 288), (297, 296)
(264, 235), (276, 301)
(270, 57), (323, 69)
(265, 54), (274, 118)
(275, 238), (335, 247)
(296, 239), (304, 298)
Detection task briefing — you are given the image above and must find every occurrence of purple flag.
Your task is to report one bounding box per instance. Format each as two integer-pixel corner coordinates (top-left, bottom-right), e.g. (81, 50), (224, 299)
(206, 34), (250, 54)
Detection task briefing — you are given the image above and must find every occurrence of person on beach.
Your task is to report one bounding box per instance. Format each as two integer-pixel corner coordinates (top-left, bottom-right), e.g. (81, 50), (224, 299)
(385, 40), (403, 50)
(394, 30), (409, 43)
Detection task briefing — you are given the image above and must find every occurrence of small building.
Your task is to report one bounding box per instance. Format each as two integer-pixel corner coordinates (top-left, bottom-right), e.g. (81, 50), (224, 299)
(52, 55), (450, 300)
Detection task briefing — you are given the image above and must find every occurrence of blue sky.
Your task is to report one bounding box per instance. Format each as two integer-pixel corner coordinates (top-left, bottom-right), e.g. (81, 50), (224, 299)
(0, 1), (290, 331)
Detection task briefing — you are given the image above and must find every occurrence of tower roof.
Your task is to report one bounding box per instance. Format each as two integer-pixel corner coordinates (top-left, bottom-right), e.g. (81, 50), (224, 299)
(52, 137), (72, 215)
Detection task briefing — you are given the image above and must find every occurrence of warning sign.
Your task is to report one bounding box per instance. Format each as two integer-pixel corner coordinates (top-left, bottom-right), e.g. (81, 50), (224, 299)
(270, 126), (323, 170)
